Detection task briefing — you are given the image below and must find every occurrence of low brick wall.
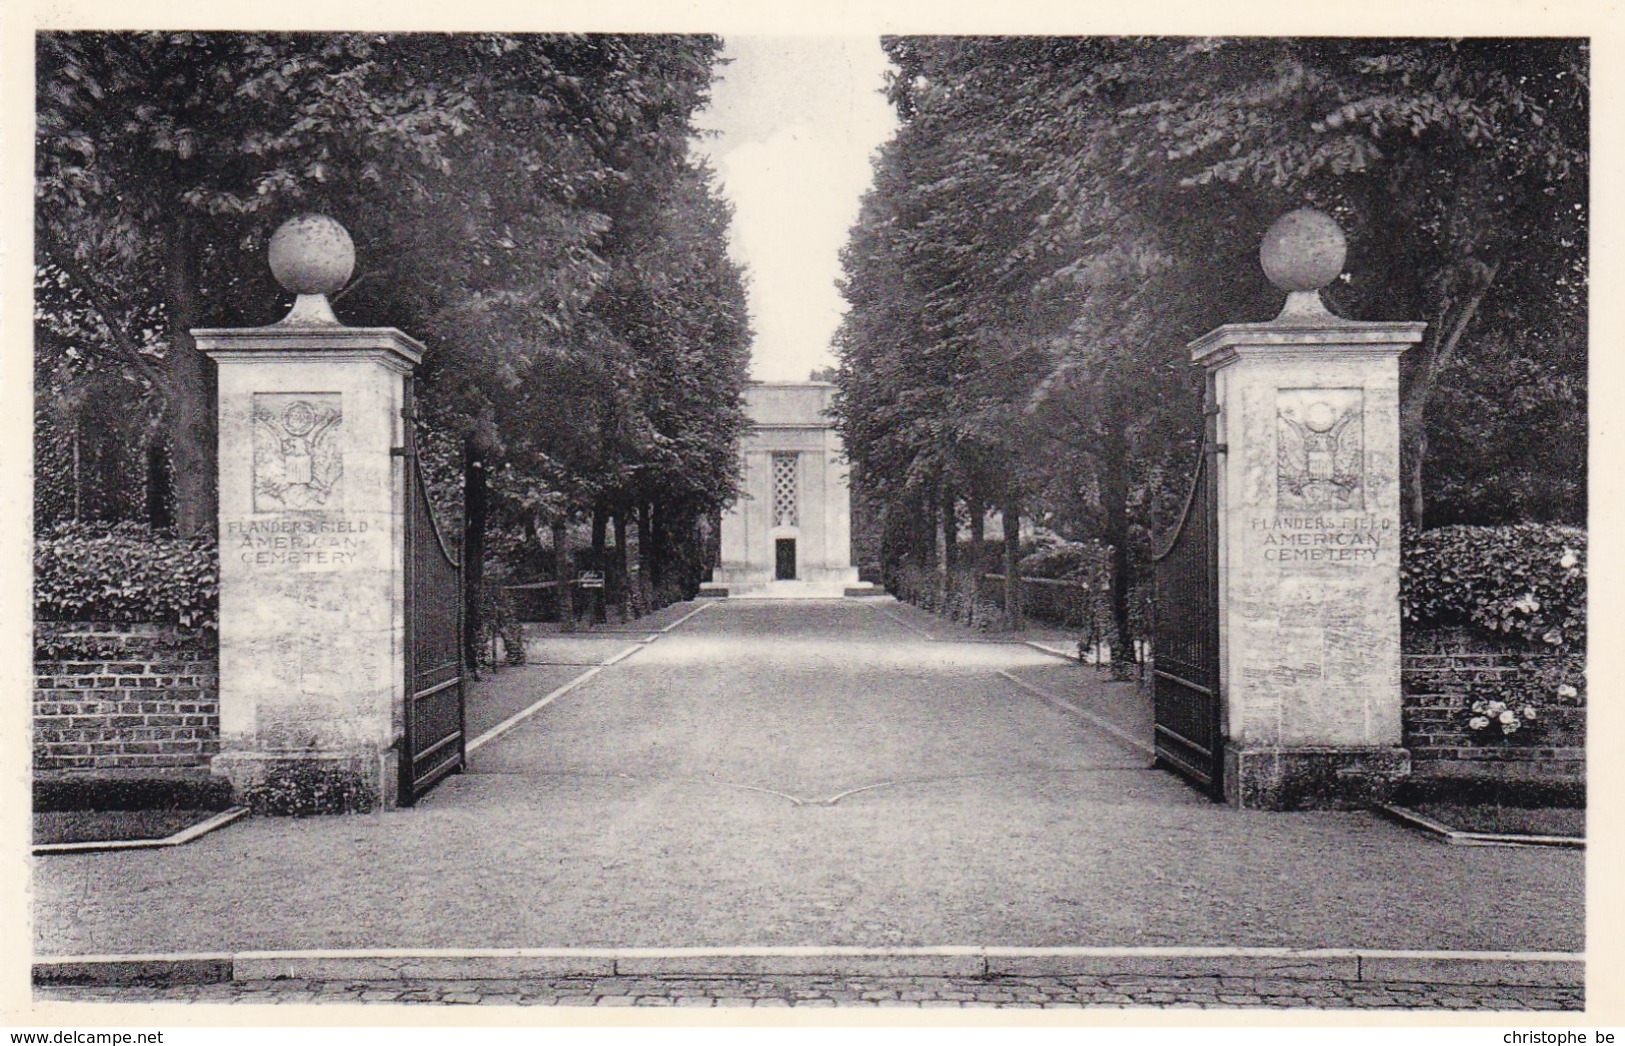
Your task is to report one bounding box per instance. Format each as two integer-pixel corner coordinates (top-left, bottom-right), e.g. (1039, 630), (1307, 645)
(1402, 627), (1584, 784)
(34, 621), (219, 772)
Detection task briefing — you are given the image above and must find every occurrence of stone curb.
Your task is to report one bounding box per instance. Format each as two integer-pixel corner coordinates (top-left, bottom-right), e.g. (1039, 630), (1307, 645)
(995, 670), (1155, 760)
(32, 807), (250, 856)
(859, 601), (936, 640)
(466, 602), (712, 754)
(1023, 641), (1081, 662)
(33, 947), (1583, 988)
(1375, 803), (1586, 850)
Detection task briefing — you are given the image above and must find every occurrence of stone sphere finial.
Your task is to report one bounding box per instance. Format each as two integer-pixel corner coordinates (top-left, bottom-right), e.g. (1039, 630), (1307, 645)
(1260, 209), (1350, 324)
(269, 214), (355, 296)
(1260, 208), (1346, 293)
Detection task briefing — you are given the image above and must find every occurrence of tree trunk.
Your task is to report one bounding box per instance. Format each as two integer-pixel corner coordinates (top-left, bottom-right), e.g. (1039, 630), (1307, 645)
(1401, 427), (1428, 528)
(1002, 495), (1022, 629)
(1397, 258), (1500, 528)
(590, 504), (608, 624)
(71, 418), (81, 521)
(145, 439), (174, 531)
(162, 221), (216, 537)
(552, 520), (574, 633)
(637, 501), (654, 597)
(967, 493), (987, 611)
(614, 509), (630, 618)
(1098, 419), (1133, 673)
(462, 437), (488, 670)
(925, 488), (942, 605)
(649, 500), (665, 589)
(591, 504), (608, 563)
(708, 507), (723, 575)
(936, 485), (955, 606)
(968, 494), (987, 573)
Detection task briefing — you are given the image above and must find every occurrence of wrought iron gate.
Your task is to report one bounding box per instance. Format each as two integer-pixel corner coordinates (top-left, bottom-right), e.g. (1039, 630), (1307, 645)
(400, 385), (466, 805)
(1151, 381), (1224, 799)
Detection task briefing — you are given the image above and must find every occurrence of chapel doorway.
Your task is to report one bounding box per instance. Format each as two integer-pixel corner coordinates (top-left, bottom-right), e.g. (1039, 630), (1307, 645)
(775, 538), (797, 580)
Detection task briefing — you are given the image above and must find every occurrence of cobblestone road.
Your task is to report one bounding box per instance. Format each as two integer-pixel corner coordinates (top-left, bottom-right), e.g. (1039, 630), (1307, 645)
(37, 974), (1581, 1010)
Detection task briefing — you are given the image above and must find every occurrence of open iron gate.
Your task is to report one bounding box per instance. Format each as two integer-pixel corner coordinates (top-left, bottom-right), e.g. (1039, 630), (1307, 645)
(1150, 381), (1224, 799)
(400, 385), (466, 805)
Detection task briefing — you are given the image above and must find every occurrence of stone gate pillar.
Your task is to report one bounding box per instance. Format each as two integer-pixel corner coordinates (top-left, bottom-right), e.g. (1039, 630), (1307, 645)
(1193, 210), (1425, 809)
(194, 215), (419, 811)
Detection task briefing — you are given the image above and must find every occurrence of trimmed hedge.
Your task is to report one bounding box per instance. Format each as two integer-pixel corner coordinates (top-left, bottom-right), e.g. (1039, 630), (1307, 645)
(1401, 524), (1584, 651)
(34, 775), (234, 813)
(1394, 776), (1584, 809)
(1018, 539), (1110, 581)
(35, 521), (219, 629)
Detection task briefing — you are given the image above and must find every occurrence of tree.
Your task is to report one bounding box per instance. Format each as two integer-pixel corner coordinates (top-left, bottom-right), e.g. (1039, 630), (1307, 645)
(834, 35), (1585, 646)
(1038, 37), (1588, 526)
(38, 33), (753, 643)
(36, 32), (511, 534)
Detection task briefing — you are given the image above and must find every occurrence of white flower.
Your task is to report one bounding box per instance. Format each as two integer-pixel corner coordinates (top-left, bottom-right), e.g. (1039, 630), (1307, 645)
(1513, 594), (1541, 614)
(1471, 700), (1487, 714)
(1544, 630), (1564, 645)
(1557, 684), (1577, 700)
(1499, 710), (1517, 725)
(1524, 706), (1538, 720)
(1559, 549), (1579, 569)
(1502, 719), (1521, 734)
(1487, 701), (1508, 715)
(1469, 716), (1491, 731)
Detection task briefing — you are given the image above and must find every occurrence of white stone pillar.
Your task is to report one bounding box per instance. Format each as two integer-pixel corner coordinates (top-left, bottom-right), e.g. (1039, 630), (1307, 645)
(194, 216), (418, 811)
(798, 447), (820, 577)
(1192, 210), (1424, 809)
(715, 479), (751, 580)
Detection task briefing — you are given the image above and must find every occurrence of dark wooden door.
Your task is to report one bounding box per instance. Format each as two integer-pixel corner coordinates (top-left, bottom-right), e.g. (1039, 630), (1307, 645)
(775, 538), (797, 580)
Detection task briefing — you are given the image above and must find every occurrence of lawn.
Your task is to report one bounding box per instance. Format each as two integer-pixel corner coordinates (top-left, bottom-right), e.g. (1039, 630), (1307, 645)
(1410, 802), (1585, 838)
(34, 809), (220, 846)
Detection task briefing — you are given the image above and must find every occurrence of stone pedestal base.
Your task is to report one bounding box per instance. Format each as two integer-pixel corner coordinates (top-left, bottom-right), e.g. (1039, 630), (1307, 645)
(212, 747), (395, 815)
(710, 566), (772, 588)
(1223, 744), (1410, 811)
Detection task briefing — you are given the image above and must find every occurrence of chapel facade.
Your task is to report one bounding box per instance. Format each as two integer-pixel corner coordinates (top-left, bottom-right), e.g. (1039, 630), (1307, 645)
(705, 382), (864, 595)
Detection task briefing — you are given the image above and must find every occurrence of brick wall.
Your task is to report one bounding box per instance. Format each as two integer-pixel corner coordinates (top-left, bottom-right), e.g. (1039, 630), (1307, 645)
(34, 622), (219, 772)
(1402, 627), (1584, 784)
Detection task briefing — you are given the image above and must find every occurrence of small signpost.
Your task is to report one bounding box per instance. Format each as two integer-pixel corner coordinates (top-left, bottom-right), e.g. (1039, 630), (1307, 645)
(578, 570), (606, 627)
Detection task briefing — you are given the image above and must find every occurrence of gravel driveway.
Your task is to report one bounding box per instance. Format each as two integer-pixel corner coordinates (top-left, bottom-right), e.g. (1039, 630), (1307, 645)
(33, 598), (1582, 956)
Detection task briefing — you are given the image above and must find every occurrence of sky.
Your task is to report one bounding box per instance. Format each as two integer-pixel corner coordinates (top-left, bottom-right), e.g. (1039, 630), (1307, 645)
(693, 37), (899, 383)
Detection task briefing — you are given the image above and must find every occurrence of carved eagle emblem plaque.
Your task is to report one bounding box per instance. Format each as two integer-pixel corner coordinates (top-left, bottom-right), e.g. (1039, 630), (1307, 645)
(252, 393), (343, 511)
(1276, 388), (1363, 512)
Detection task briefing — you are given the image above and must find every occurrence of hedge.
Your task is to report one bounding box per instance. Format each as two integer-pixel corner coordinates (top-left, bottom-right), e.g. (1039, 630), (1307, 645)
(34, 521), (219, 629)
(1017, 539), (1110, 581)
(1400, 523), (1585, 650)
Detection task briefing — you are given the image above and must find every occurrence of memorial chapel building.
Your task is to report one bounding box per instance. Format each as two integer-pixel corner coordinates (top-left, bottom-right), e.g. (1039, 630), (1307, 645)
(704, 382), (867, 597)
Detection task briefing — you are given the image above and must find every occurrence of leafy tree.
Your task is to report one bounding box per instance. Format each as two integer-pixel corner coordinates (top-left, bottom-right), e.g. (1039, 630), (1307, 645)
(834, 35), (1585, 647)
(38, 33), (752, 646)
(1040, 36), (1588, 526)
(36, 32), (497, 534)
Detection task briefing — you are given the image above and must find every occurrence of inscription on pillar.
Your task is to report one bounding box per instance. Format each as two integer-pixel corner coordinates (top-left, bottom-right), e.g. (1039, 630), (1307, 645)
(224, 517), (371, 570)
(253, 393), (343, 511)
(1248, 514), (1393, 564)
(1276, 387), (1363, 512)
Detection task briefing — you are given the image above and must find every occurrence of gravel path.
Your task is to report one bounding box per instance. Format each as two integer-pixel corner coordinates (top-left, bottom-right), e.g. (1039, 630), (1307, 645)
(33, 598), (1582, 957)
